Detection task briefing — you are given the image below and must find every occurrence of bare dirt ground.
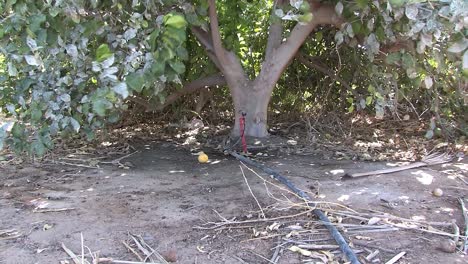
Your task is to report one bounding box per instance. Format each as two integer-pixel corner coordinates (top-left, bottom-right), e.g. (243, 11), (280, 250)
(0, 139), (467, 264)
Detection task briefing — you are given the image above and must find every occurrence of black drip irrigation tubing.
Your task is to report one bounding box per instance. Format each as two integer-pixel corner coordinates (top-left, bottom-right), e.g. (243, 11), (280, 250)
(229, 151), (361, 264)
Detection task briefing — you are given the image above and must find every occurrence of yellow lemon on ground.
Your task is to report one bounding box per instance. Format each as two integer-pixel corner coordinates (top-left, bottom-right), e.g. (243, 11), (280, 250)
(198, 152), (209, 163)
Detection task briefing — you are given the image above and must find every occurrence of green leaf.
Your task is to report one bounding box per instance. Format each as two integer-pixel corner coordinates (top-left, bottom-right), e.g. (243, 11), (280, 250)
(176, 46), (189, 61)
(126, 72), (145, 93)
(401, 53), (415, 69)
(85, 128), (95, 141)
(5, 0), (17, 12)
(151, 62), (166, 75)
(351, 21), (363, 35)
(31, 107), (42, 121)
(95, 44), (113, 62)
(385, 53), (401, 64)
(375, 26), (385, 41)
(186, 13), (201, 25)
(11, 123), (24, 138)
(169, 60), (185, 74)
(28, 14), (46, 32)
(83, 20), (101, 37)
(32, 140), (46, 156)
(108, 112), (120, 123)
(315, 31), (323, 42)
(447, 38), (468, 53)
(164, 13), (187, 29)
(112, 82), (129, 99)
(70, 117), (80, 132)
(0, 126), (7, 150)
(0, 25), (4, 38)
(164, 27), (186, 44)
(299, 1), (310, 13)
(356, 0), (369, 9)
(7, 62), (18, 76)
(374, 92), (383, 100)
(24, 55), (40, 66)
(92, 98), (108, 117)
(298, 13), (313, 23)
(159, 46), (175, 61)
(389, 0), (406, 8)
(148, 29), (161, 51)
(49, 7), (60, 17)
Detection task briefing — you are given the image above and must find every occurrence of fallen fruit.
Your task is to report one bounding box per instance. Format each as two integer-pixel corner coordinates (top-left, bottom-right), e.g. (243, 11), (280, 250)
(432, 188), (443, 197)
(198, 152), (209, 163)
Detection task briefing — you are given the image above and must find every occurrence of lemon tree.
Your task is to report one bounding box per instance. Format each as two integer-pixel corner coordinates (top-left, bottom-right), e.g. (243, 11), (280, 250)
(0, 0), (466, 155)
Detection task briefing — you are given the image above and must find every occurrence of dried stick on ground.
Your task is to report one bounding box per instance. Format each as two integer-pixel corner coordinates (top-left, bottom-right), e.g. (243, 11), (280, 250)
(33, 207), (76, 213)
(239, 164), (266, 218)
(93, 258), (163, 264)
(351, 240), (395, 253)
(0, 229), (21, 240)
(229, 151), (360, 264)
(270, 236), (283, 264)
(385, 251), (406, 264)
(342, 152), (453, 179)
(129, 234), (168, 264)
(193, 209), (313, 230)
(459, 197), (468, 253)
(62, 243), (91, 264)
(122, 240), (144, 261)
(100, 151), (139, 167)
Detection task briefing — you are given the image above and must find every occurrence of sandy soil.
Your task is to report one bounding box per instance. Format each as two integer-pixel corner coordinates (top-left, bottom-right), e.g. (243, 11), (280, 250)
(0, 141), (467, 264)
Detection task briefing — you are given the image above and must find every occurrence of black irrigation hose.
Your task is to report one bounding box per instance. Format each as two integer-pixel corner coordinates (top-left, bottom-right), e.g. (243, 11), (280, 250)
(229, 151), (361, 264)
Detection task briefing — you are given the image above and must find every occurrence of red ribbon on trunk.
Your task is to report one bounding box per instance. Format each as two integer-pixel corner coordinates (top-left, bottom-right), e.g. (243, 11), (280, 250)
(239, 112), (247, 153)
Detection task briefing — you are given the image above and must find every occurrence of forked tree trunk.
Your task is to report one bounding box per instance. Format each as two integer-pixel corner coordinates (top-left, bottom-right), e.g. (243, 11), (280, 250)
(196, 0), (341, 138)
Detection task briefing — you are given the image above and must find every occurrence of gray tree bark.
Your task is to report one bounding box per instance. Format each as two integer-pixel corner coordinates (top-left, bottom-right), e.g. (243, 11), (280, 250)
(193, 0), (342, 137)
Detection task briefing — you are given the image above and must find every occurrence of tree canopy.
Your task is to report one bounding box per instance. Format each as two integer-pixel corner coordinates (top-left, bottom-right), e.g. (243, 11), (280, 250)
(0, 0), (466, 155)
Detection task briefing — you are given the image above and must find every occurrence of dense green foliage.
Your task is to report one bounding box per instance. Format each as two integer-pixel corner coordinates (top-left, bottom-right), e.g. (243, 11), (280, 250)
(0, 0), (466, 155)
(0, 0), (195, 154)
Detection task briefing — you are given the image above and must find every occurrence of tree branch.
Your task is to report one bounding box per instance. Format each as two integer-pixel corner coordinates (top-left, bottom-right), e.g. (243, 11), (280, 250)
(191, 26), (222, 69)
(265, 0), (285, 59)
(191, 26), (214, 52)
(257, 4), (342, 91)
(156, 73), (226, 111)
(296, 52), (352, 90)
(128, 74), (226, 112)
(208, 0), (228, 68)
(192, 6), (249, 93)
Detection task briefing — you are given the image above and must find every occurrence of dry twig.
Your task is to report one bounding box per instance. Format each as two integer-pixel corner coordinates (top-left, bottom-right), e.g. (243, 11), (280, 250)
(62, 243), (91, 264)
(122, 240), (144, 261)
(193, 209), (313, 230)
(459, 197), (468, 253)
(0, 229), (21, 240)
(33, 207), (76, 213)
(239, 164), (265, 218)
(129, 234), (168, 264)
(384, 251), (406, 264)
(100, 151), (139, 167)
(343, 152), (453, 179)
(270, 236), (282, 264)
(365, 250), (380, 261)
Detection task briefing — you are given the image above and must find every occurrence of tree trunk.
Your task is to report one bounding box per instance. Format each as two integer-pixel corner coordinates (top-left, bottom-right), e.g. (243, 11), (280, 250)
(198, 0), (341, 139)
(230, 82), (272, 138)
